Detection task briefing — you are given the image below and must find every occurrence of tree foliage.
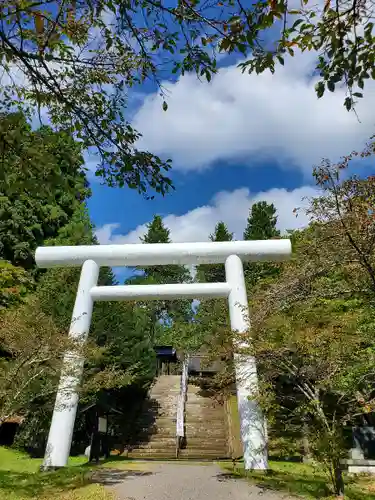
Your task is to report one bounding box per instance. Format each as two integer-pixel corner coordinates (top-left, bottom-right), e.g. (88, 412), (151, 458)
(0, 112), (89, 269)
(0, 299), (69, 426)
(0, 1), (174, 195)
(197, 221), (233, 284)
(0, 203), (156, 451)
(248, 164), (375, 496)
(159, 220), (234, 389)
(133, 215), (192, 329)
(194, 222), (231, 315)
(0, 260), (34, 310)
(0, 1), (371, 202)
(243, 201), (280, 241)
(35, 206), (156, 394)
(243, 201), (281, 287)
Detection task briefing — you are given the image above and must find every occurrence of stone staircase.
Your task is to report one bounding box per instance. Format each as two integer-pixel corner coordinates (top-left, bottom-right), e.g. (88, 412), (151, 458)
(179, 383), (228, 459)
(127, 375), (228, 460)
(127, 375), (180, 459)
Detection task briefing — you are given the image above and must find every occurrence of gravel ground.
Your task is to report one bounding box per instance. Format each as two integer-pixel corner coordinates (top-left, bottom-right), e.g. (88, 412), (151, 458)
(109, 462), (294, 500)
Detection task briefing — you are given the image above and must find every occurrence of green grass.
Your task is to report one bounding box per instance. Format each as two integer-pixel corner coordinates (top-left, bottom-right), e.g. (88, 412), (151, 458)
(220, 460), (375, 499)
(0, 447), (145, 499)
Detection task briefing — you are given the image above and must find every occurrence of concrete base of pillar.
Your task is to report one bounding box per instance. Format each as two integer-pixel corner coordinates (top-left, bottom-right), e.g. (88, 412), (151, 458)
(40, 465), (64, 472)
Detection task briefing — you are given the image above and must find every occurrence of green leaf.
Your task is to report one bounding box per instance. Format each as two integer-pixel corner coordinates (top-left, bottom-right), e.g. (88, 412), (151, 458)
(344, 97), (352, 111)
(292, 18), (303, 28)
(353, 92), (363, 98)
(327, 80), (335, 92)
(277, 55), (284, 65)
(315, 81), (325, 98)
(162, 101), (168, 111)
(220, 38), (231, 51)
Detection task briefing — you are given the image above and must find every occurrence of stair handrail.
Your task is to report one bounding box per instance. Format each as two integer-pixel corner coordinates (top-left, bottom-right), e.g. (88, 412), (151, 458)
(176, 354), (189, 458)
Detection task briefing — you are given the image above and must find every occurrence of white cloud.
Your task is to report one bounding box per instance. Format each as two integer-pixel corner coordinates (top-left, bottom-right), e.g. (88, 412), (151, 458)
(95, 185), (319, 245)
(132, 50), (375, 174)
(95, 223), (121, 244)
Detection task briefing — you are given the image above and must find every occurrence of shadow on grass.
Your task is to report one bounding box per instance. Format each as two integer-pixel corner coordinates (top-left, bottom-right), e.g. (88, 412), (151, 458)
(219, 463), (375, 500)
(218, 469), (331, 498)
(0, 463), (154, 498)
(92, 468), (153, 486)
(0, 467), (91, 498)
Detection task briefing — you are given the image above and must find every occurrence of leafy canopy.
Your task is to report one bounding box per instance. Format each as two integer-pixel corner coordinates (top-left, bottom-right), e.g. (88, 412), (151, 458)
(247, 163), (375, 496)
(0, 112), (89, 269)
(0, 0), (372, 200)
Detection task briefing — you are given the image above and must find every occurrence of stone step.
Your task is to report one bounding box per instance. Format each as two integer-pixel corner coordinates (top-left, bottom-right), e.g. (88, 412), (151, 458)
(151, 389), (180, 394)
(185, 402), (224, 408)
(129, 442), (176, 449)
(134, 437), (227, 448)
(137, 429), (175, 438)
(136, 420), (225, 430)
(129, 445), (176, 452)
(129, 448), (228, 458)
(179, 450), (228, 459)
(184, 418), (225, 425)
(185, 416), (225, 421)
(137, 428), (175, 436)
(138, 428), (225, 435)
(151, 412), (177, 418)
(185, 408), (224, 414)
(185, 402), (223, 408)
(186, 429), (225, 435)
(185, 403), (224, 409)
(131, 443), (177, 451)
(185, 407), (223, 412)
(135, 434), (226, 446)
(140, 420), (225, 428)
(185, 405), (224, 417)
(128, 452), (177, 459)
(137, 415), (175, 423)
(185, 440), (227, 448)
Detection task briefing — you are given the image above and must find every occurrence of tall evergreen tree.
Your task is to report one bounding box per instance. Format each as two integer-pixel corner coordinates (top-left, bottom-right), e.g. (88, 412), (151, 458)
(198, 221), (233, 283)
(243, 201), (281, 287)
(243, 201), (280, 241)
(192, 222), (233, 355)
(141, 215), (170, 244)
(209, 221), (234, 243)
(131, 215), (192, 340)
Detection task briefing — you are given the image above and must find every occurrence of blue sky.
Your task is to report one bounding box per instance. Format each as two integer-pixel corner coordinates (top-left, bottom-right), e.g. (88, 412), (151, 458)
(87, 29), (375, 284)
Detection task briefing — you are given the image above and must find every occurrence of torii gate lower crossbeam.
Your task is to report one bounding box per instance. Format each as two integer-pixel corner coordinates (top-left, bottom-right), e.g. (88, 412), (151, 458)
(35, 239), (291, 471)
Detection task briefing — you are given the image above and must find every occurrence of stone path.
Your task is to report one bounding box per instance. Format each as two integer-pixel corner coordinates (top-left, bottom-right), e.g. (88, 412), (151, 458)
(104, 462), (294, 500)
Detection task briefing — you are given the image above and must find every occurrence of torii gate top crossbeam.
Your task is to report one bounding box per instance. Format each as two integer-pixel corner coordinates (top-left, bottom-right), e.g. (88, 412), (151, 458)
(35, 239), (291, 268)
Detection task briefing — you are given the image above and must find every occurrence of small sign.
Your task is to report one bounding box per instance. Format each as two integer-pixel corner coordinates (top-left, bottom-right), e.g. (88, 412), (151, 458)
(98, 417), (107, 434)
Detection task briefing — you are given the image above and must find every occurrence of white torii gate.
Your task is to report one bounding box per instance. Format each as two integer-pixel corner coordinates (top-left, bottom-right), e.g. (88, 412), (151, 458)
(35, 239), (291, 470)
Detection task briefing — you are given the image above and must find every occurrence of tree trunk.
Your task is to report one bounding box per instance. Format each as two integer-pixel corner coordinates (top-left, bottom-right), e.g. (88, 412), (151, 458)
(302, 423), (313, 463)
(332, 461), (345, 499)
